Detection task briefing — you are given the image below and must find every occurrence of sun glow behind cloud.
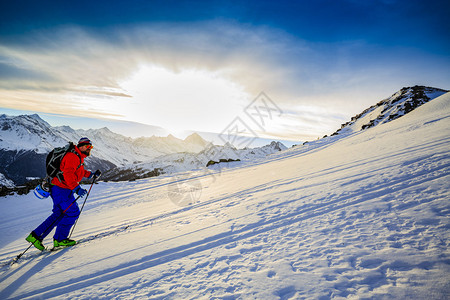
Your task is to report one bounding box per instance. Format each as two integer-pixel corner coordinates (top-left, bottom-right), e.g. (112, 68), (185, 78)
(0, 23), (351, 141)
(116, 65), (249, 134)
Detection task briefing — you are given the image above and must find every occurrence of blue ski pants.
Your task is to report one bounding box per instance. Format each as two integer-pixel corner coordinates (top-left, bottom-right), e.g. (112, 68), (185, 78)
(33, 185), (80, 241)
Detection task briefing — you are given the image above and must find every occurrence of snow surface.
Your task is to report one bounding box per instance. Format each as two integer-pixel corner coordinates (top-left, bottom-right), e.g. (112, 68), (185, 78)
(0, 92), (449, 299)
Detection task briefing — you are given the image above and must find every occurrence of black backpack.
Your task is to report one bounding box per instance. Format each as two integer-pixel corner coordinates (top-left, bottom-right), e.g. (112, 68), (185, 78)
(46, 142), (82, 182)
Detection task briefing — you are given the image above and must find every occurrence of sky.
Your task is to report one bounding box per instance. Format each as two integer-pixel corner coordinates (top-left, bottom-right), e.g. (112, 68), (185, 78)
(0, 0), (449, 142)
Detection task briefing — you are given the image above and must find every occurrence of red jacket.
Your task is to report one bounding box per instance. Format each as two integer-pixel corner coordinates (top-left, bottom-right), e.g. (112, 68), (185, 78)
(51, 146), (91, 190)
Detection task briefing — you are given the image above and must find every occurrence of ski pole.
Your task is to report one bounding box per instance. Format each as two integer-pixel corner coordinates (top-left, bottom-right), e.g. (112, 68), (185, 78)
(13, 195), (82, 263)
(68, 176), (98, 239)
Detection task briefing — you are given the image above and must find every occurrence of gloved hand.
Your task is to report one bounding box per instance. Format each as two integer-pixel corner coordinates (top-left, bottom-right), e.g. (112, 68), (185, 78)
(88, 170), (102, 179)
(93, 169), (102, 178)
(73, 185), (87, 197)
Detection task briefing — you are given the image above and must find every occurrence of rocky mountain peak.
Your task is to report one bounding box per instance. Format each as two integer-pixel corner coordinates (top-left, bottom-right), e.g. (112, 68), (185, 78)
(331, 86), (448, 136)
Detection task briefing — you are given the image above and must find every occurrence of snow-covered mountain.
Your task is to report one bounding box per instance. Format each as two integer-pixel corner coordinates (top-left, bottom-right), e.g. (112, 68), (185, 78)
(0, 114), (286, 186)
(103, 141), (288, 181)
(331, 85), (448, 136)
(0, 114), (209, 163)
(0, 89), (448, 299)
(0, 115), (209, 185)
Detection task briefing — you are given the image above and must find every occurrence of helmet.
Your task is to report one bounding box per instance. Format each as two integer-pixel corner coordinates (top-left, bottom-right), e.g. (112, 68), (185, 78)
(34, 183), (50, 199)
(77, 137), (92, 148)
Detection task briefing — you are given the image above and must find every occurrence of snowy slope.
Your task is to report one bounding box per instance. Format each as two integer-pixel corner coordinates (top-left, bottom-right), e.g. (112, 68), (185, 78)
(0, 92), (449, 299)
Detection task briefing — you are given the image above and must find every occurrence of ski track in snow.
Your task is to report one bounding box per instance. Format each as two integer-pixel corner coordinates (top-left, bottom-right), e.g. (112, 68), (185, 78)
(0, 93), (450, 299)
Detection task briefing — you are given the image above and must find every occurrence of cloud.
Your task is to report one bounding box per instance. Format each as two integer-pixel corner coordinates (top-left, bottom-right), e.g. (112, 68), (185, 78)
(0, 61), (52, 82)
(0, 23), (305, 118)
(0, 21), (449, 140)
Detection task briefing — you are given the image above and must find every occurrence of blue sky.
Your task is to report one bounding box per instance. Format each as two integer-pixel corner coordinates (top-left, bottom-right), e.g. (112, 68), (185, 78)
(0, 0), (449, 142)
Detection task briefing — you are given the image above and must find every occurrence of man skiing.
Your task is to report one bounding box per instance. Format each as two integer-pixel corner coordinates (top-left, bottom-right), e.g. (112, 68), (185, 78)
(26, 137), (101, 250)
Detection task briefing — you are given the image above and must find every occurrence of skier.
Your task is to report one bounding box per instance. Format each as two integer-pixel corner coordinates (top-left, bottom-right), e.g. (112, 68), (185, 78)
(26, 137), (101, 250)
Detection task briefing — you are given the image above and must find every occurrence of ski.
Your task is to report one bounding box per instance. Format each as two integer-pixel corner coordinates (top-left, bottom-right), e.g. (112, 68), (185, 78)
(5, 242), (78, 267)
(49, 244), (77, 252)
(4, 223), (129, 268)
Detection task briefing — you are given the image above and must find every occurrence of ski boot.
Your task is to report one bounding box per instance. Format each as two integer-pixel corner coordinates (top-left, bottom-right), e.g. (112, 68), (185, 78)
(53, 239), (77, 248)
(26, 232), (45, 251)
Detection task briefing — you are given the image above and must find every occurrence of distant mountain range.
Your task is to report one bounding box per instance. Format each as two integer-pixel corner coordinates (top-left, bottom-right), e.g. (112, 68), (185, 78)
(0, 114), (287, 187)
(102, 140), (287, 182)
